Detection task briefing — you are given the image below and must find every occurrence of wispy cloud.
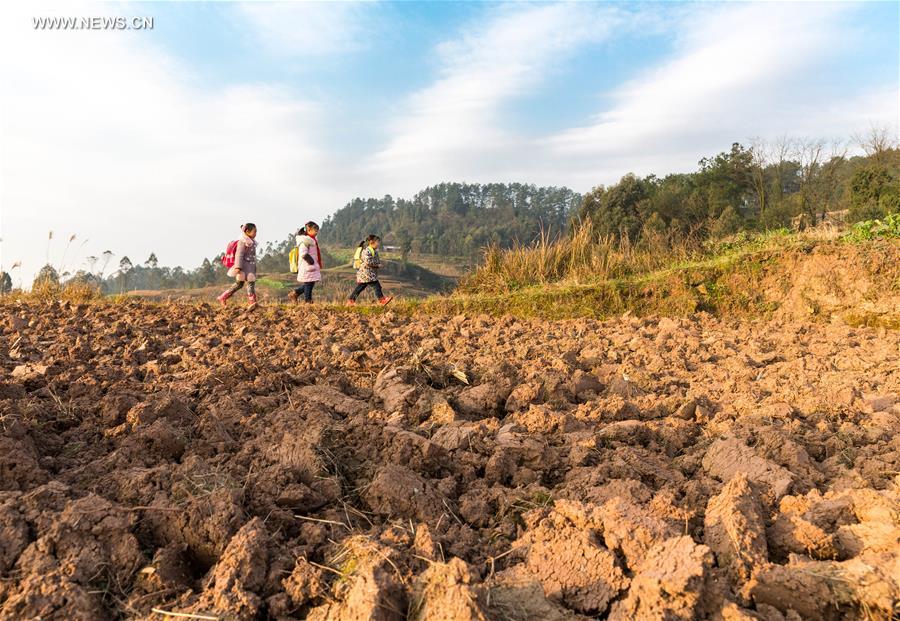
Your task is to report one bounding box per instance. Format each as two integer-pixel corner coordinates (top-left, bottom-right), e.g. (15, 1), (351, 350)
(367, 1), (896, 194)
(236, 1), (377, 58)
(364, 3), (638, 191)
(543, 2), (897, 186)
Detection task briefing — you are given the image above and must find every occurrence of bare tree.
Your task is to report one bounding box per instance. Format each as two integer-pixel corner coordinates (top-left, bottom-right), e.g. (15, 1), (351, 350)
(749, 137), (770, 218)
(98, 250), (115, 280)
(117, 256), (133, 293)
(795, 138), (825, 225)
(818, 140), (848, 222)
(854, 124), (899, 167)
(770, 134), (794, 206)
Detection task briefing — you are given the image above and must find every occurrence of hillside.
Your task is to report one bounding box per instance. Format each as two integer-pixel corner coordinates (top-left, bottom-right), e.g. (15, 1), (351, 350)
(319, 182), (581, 257)
(414, 235), (899, 327)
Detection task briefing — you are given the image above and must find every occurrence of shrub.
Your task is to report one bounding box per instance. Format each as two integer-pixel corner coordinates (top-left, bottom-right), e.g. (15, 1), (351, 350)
(708, 206), (744, 239)
(32, 264), (59, 289)
(844, 212), (900, 242)
(848, 166), (899, 222)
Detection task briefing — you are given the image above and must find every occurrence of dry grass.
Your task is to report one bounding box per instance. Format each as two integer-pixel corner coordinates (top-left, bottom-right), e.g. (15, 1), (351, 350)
(12, 279), (103, 304)
(460, 219), (700, 294)
(457, 219), (858, 297)
(405, 220), (900, 323)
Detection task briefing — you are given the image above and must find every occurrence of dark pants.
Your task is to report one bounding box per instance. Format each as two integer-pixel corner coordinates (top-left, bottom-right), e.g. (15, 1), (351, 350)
(349, 280), (383, 301)
(226, 280), (255, 296)
(293, 281), (315, 303)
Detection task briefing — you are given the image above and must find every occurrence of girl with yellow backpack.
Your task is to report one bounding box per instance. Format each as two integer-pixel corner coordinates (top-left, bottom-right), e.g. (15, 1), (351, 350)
(288, 222), (322, 304)
(346, 235), (392, 306)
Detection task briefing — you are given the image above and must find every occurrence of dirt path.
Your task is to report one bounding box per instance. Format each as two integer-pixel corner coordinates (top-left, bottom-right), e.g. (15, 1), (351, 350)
(1, 301), (897, 620)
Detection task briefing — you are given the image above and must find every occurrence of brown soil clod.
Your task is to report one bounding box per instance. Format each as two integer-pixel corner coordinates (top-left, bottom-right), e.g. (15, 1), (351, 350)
(702, 436), (795, 502)
(499, 503), (629, 615)
(608, 536), (716, 621)
(704, 473), (768, 600)
(410, 557), (489, 621)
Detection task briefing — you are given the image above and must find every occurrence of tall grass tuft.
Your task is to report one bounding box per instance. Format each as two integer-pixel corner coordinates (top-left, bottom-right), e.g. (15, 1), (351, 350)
(460, 219), (699, 294)
(25, 279), (102, 304)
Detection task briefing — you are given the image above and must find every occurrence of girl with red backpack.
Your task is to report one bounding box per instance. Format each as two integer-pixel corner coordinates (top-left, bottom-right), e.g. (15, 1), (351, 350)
(217, 223), (258, 309)
(288, 221), (322, 304)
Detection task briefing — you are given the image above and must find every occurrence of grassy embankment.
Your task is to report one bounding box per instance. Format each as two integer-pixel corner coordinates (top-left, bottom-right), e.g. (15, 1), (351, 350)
(10, 217), (899, 327)
(389, 216), (900, 327)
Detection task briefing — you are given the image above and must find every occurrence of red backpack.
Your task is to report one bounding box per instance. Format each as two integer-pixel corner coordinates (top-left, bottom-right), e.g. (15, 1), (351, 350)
(222, 240), (239, 268)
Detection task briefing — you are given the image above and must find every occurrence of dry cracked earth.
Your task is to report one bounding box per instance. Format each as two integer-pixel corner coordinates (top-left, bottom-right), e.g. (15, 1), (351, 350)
(0, 300), (898, 620)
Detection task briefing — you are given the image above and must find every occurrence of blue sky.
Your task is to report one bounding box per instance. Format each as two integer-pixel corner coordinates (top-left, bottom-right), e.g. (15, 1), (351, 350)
(0, 1), (897, 283)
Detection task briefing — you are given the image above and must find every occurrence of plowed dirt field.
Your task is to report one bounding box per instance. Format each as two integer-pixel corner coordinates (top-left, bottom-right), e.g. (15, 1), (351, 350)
(1, 300), (897, 620)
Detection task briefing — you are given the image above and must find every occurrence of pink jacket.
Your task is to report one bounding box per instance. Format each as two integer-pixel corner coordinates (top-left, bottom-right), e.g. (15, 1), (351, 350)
(227, 234), (257, 282)
(296, 234), (322, 283)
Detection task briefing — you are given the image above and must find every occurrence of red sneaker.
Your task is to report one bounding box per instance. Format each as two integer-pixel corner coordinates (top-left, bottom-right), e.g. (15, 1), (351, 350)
(247, 293), (258, 310)
(345, 300), (356, 306)
(378, 296), (393, 306)
(217, 292), (230, 307)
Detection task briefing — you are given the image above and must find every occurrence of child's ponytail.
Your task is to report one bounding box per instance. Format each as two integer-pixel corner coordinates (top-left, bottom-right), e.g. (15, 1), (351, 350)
(298, 222), (319, 238)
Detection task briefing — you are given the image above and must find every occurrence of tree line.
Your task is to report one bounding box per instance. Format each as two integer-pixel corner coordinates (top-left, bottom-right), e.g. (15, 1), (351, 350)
(319, 182), (581, 258)
(577, 128), (898, 242)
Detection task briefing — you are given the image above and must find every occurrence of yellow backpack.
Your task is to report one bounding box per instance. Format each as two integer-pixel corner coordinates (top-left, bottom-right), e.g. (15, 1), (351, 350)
(353, 246), (364, 269)
(289, 247), (299, 273)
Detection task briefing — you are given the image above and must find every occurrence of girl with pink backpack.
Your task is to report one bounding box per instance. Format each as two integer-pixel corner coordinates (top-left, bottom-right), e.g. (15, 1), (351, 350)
(217, 223), (258, 309)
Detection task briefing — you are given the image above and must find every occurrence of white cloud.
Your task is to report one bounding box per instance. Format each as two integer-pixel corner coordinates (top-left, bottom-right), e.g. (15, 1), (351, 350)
(0, 3), (347, 283)
(236, 1), (376, 58)
(542, 2), (898, 188)
(364, 3), (637, 193)
(367, 2), (896, 195)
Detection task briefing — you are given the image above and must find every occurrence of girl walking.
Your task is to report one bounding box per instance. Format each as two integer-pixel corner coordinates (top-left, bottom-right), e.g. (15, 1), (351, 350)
(346, 235), (393, 306)
(218, 223), (258, 309)
(288, 221), (323, 304)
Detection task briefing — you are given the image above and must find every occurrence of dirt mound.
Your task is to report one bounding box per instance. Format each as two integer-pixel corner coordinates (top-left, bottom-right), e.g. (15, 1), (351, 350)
(0, 299), (898, 619)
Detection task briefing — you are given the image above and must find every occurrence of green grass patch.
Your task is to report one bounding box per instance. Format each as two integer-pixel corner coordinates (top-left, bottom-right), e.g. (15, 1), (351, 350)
(844, 212), (900, 242)
(256, 277), (288, 289)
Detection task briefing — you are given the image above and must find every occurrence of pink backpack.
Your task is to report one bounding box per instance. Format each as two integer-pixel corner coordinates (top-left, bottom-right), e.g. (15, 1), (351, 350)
(222, 240), (238, 268)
